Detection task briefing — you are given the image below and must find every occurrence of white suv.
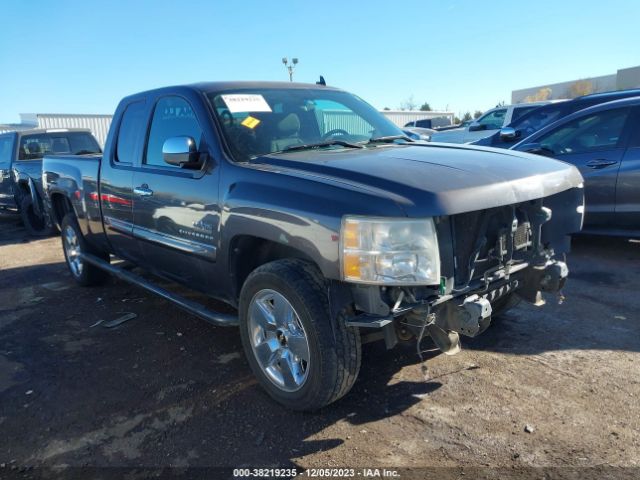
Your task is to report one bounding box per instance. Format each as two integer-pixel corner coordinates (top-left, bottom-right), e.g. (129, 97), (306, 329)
(430, 101), (553, 144)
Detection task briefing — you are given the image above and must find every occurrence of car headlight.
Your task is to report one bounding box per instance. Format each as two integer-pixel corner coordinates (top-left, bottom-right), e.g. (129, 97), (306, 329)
(341, 216), (440, 285)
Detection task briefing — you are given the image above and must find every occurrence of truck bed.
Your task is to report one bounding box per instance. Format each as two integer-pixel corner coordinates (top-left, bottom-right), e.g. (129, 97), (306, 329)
(42, 153), (105, 240)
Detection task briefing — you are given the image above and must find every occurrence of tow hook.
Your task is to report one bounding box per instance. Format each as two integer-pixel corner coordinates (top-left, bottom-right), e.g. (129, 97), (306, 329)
(460, 295), (493, 336)
(519, 260), (569, 305)
(540, 261), (569, 292)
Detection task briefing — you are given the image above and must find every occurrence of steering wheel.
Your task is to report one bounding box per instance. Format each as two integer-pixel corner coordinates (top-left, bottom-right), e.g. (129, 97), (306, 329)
(322, 129), (349, 140)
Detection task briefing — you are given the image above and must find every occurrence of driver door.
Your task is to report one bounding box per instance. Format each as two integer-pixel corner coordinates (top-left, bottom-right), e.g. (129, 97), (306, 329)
(0, 134), (16, 208)
(530, 107), (632, 228)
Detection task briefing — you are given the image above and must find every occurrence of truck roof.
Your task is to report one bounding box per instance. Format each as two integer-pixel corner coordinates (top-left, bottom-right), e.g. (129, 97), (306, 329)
(125, 81), (341, 100)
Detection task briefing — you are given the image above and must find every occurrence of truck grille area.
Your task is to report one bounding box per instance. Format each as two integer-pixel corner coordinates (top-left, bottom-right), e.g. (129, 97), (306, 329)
(450, 203), (536, 287)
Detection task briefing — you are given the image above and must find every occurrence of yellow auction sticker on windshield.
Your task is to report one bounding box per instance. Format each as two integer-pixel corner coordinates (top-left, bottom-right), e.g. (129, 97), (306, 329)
(241, 116), (261, 129)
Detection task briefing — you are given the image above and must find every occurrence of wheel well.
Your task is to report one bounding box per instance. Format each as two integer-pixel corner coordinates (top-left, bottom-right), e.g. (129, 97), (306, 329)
(17, 181), (30, 202)
(230, 235), (318, 300)
(50, 193), (73, 227)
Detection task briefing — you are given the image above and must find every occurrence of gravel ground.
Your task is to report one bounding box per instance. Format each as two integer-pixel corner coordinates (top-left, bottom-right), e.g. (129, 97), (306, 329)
(1, 211), (639, 478)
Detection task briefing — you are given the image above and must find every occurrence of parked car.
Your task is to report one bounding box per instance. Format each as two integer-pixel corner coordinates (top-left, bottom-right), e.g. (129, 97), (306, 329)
(43, 81), (583, 410)
(430, 102), (555, 144)
(0, 128), (102, 235)
(432, 119), (474, 132)
(402, 126), (435, 141)
(511, 96), (640, 236)
(473, 88), (640, 149)
(404, 117), (451, 129)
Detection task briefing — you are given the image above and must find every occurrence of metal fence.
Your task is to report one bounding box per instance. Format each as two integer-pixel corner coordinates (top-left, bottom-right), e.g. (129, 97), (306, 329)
(381, 110), (455, 128)
(33, 114), (113, 147)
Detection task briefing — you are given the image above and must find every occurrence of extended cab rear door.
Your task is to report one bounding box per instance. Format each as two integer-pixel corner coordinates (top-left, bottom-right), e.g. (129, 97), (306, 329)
(100, 99), (147, 264)
(131, 94), (220, 290)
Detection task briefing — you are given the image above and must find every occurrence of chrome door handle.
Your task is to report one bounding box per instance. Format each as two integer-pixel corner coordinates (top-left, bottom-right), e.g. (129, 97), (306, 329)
(134, 185), (153, 197)
(586, 159), (617, 169)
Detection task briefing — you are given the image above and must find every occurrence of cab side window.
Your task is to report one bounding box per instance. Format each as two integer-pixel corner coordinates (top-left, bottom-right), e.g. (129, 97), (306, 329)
(116, 101), (147, 164)
(145, 96), (203, 168)
(537, 108), (630, 155)
(627, 107), (640, 148)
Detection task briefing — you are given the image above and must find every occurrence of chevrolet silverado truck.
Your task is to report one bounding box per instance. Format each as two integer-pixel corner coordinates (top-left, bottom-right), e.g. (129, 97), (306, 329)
(42, 82), (584, 410)
(0, 128), (101, 235)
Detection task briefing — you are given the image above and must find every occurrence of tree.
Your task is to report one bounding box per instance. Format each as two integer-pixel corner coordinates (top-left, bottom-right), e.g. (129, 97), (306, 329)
(453, 116), (461, 124)
(419, 102), (431, 112)
(473, 110), (483, 119)
(399, 95), (417, 111)
(383, 107), (390, 111)
(568, 80), (594, 98)
(523, 87), (552, 103)
(461, 111), (472, 122)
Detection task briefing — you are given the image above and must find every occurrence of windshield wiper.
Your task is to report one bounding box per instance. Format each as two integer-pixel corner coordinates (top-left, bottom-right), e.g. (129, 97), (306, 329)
(365, 135), (414, 144)
(282, 140), (364, 152)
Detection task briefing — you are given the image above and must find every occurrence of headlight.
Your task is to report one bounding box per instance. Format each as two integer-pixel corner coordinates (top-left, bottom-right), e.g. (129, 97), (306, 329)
(341, 216), (440, 285)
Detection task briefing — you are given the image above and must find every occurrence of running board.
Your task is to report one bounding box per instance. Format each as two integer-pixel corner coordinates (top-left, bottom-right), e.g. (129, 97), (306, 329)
(79, 253), (238, 327)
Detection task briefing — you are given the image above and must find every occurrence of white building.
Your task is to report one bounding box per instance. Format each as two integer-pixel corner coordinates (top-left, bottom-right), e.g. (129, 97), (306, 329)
(512, 65), (640, 103)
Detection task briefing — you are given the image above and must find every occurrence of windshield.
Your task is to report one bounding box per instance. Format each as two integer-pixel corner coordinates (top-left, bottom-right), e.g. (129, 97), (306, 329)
(206, 88), (404, 161)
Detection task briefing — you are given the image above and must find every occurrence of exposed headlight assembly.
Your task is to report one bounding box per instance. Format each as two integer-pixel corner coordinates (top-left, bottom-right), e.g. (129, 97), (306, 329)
(341, 216), (440, 285)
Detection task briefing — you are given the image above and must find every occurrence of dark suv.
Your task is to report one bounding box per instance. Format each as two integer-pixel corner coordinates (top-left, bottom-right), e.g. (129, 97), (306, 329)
(472, 89), (640, 149)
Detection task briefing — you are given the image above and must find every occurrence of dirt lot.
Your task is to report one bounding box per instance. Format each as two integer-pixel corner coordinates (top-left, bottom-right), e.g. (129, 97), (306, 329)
(1, 211), (639, 477)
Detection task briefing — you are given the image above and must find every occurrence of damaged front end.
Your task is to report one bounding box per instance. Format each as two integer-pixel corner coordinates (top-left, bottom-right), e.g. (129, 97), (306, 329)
(340, 185), (583, 355)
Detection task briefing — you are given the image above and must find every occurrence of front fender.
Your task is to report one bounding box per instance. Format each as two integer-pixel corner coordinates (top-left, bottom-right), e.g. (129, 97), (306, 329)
(220, 166), (407, 280)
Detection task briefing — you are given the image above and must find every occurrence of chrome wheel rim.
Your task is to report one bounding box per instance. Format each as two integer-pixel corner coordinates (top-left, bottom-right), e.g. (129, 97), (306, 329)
(248, 289), (310, 392)
(63, 225), (83, 277)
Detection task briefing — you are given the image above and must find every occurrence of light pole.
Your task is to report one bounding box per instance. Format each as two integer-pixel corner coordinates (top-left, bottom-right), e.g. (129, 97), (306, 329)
(282, 57), (298, 82)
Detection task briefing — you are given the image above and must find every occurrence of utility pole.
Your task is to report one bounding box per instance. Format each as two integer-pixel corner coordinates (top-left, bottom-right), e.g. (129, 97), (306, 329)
(282, 57), (299, 82)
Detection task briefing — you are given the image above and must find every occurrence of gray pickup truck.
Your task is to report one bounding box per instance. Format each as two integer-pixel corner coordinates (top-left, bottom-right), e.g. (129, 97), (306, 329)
(43, 82), (584, 410)
(0, 128), (102, 235)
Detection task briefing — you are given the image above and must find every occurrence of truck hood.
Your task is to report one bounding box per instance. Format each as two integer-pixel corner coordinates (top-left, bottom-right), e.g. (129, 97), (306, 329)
(251, 143), (584, 217)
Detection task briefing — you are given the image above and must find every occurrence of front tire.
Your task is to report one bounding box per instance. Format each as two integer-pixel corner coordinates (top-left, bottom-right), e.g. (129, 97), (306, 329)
(239, 259), (361, 411)
(61, 213), (110, 286)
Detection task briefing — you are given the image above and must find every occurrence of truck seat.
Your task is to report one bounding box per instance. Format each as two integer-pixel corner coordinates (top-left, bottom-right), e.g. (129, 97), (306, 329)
(270, 113), (304, 152)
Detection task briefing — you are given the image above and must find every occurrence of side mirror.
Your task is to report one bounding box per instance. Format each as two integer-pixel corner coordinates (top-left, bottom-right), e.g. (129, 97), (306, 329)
(468, 123), (486, 132)
(162, 136), (201, 168)
(499, 127), (518, 141)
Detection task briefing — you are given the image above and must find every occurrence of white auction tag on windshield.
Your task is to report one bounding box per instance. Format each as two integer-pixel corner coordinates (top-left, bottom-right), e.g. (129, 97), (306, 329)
(221, 94), (272, 113)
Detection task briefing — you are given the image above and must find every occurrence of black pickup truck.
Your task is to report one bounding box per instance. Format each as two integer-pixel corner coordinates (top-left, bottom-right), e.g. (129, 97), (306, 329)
(0, 128), (102, 235)
(43, 82), (584, 410)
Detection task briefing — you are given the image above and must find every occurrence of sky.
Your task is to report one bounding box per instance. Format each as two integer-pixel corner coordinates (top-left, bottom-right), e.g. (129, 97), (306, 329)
(1, 0), (639, 122)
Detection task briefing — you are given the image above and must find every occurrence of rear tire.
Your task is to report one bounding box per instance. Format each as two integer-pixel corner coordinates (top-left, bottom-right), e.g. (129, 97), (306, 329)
(239, 259), (361, 411)
(61, 213), (110, 286)
(20, 196), (54, 237)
